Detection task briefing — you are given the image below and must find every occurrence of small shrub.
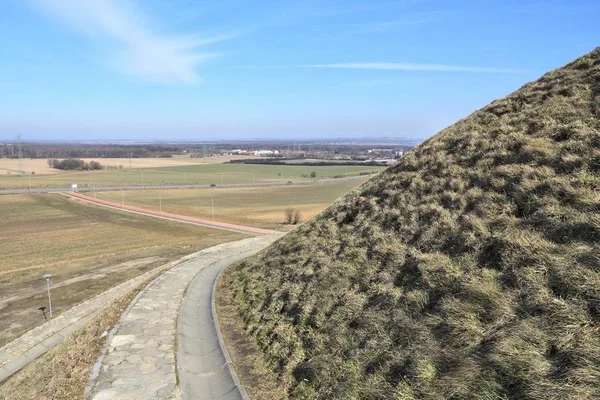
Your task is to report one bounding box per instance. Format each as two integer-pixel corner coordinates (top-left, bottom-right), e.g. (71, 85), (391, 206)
(284, 208), (302, 225)
(293, 209), (302, 225)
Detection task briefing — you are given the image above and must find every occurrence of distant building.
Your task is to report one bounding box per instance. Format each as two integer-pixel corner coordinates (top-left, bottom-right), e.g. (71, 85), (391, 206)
(253, 150), (279, 156)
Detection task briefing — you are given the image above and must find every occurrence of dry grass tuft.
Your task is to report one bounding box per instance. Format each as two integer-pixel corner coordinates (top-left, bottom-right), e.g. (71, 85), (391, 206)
(230, 47), (600, 399)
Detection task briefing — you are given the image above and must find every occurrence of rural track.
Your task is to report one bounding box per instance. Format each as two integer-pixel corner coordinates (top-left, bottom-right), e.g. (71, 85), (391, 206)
(0, 174), (374, 195)
(89, 235), (282, 400)
(63, 192), (280, 236)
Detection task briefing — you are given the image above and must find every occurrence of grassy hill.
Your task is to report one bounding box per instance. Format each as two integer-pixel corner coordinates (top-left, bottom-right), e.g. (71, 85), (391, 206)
(231, 47), (600, 399)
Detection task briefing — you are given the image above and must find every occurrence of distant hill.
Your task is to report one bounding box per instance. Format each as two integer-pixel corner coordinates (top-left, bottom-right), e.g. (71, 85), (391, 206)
(231, 47), (600, 399)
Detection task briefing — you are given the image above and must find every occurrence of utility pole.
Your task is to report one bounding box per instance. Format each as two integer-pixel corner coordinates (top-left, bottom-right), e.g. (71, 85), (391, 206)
(16, 134), (24, 177)
(184, 171), (187, 187)
(89, 169), (92, 190)
(43, 274), (53, 318)
(28, 173), (32, 194)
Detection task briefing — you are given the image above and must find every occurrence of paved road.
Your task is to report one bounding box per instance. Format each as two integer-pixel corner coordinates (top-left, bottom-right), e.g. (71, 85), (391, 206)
(65, 192), (280, 235)
(0, 174), (374, 195)
(89, 235), (282, 400)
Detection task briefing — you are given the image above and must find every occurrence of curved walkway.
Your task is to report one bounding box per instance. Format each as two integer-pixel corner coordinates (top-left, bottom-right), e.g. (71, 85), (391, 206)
(65, 192), (279, 236)
(89, 235), (281, 400)
(177, 250), (253, 400)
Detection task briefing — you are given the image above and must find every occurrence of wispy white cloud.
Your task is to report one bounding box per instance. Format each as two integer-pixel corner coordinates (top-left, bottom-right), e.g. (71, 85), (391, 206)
(360, 11), (453, 33)
(309, 63), (530, 73)
(30, 0), (239, 85)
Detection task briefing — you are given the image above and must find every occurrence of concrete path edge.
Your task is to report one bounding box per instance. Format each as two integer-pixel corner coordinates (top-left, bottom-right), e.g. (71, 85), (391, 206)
(211, 258), (250, 400)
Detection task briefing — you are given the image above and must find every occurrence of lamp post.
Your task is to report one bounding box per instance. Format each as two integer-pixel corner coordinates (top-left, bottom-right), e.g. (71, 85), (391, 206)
(42, 273), (53, 318)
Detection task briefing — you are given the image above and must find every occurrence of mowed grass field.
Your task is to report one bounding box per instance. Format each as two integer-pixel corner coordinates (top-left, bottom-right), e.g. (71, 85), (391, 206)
(0, 194), (244, 346)
(0, 163), (382, 189)
(0, 155), (254, 176)
(95, 177), (372, 230)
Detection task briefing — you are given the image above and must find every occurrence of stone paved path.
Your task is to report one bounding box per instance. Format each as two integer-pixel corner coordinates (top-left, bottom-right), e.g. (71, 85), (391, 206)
(0, 258), (177, 383)
(89, 235), (281, 400)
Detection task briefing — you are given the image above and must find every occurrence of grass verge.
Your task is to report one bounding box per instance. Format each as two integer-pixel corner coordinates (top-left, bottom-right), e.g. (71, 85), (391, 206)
(216, 262), (287, 400)
(231, 47), (600, 398)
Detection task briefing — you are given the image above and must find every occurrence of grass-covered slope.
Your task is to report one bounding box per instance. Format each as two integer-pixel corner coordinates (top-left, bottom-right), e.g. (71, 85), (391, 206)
(232, 48), (600, 399)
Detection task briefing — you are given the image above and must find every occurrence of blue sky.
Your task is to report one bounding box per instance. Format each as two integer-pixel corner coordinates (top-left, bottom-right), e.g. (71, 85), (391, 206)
(0, 0), (598, 141)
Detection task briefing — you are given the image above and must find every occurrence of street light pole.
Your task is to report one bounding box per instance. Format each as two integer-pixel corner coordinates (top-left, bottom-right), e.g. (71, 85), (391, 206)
(43, 274), (53, 318)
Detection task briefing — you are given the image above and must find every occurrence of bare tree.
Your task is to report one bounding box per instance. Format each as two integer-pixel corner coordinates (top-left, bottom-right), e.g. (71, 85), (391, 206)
(284, 208), (295, 224)
(284, 208), (303, 225)
(293, 209), (302, 225)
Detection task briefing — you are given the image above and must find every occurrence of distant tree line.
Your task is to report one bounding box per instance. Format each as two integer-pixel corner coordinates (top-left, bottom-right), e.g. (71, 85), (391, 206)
(0, 144), (183, 159)
(47, 158), (105, 171)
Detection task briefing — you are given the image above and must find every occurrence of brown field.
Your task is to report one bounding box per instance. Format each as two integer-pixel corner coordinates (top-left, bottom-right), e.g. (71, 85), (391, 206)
(94, 177), (371, 231)
(0, 272), (159, 399)
(0, 154), (255, 176)
(0, 194), (243, 346)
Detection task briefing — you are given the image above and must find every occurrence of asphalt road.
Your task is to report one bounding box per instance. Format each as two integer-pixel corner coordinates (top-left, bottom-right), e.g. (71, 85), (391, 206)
(0, 174), (374, 195)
